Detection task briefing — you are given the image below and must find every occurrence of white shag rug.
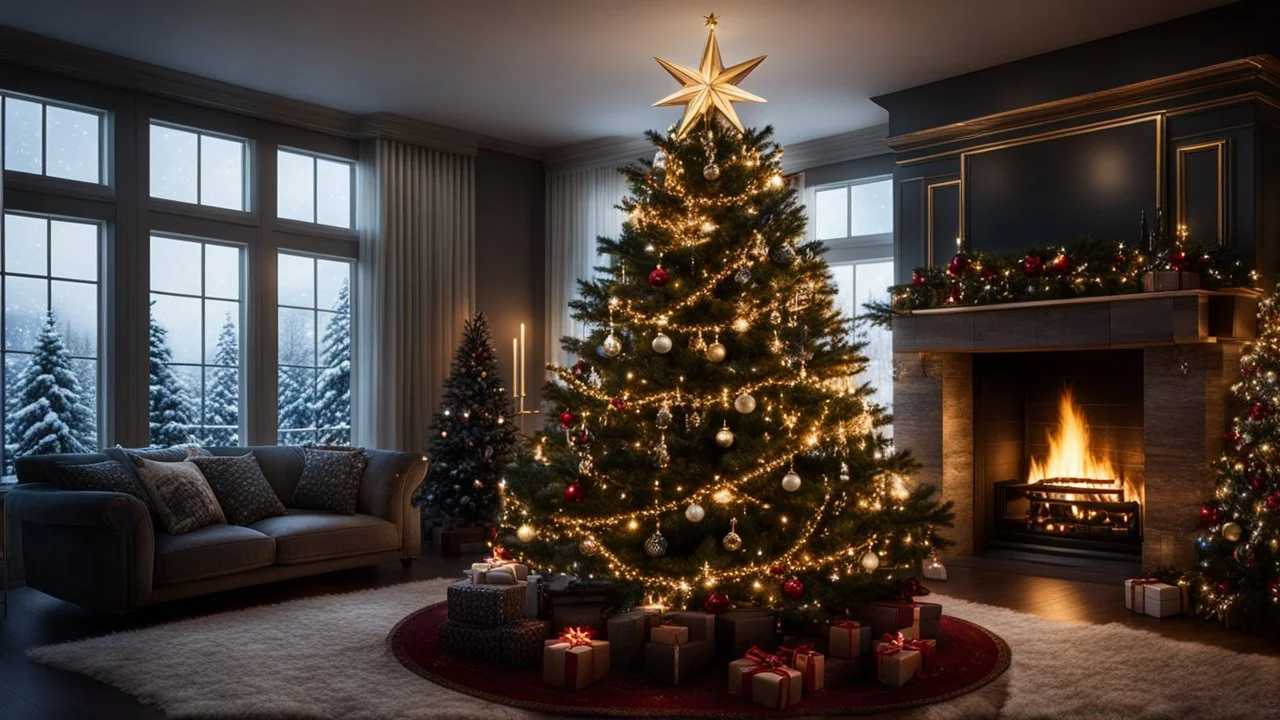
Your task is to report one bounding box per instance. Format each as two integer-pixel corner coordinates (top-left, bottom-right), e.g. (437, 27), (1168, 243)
(26, 578), (1280, 719)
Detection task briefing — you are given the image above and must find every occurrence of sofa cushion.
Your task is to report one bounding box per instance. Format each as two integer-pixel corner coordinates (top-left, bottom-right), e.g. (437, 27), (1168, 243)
(248, 510), (399, 564)
(190, 453), (287, 526)
(290, 448), (368, 515)
(154, 524), (276, 584)
(131, 456), (227, 535)
(55, 460), (155, 512)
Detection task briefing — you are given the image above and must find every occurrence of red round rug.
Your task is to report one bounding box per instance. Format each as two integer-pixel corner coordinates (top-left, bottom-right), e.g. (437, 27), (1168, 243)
(389, 603), (1010, 717)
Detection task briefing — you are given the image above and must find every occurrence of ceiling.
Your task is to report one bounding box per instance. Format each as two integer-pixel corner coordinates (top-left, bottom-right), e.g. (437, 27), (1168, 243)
(0, 0), (1235, 151)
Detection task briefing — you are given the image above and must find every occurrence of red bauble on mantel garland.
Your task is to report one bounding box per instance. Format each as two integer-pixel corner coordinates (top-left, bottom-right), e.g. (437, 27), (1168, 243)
(946, 253), (969, 278)
(782, 578), (805, 599)
(1022, 253), (1044, 277)
(703, 592), (732, 614)
(1050, 253), (1074, 276)
(648, 266), (670, 287)
(911, 271), (927, 287)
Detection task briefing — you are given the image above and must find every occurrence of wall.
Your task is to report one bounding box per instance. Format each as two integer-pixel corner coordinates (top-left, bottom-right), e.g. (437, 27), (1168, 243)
(475, 149), (546, 417)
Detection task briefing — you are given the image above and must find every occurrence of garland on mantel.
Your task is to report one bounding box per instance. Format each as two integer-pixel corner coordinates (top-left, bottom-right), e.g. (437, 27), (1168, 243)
(864, 235), (1255, 327)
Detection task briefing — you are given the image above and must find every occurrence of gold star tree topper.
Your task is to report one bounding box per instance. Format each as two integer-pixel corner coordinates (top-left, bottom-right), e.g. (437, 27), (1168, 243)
(654, 13), (766, 138)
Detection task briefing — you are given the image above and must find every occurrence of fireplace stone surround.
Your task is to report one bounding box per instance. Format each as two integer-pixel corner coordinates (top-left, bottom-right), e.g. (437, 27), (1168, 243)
(893, 289), (1258, 570)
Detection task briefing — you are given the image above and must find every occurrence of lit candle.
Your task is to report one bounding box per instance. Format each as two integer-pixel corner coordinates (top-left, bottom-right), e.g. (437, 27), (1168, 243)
(512, 337), (519, 400)
(519, 322), (526, 398)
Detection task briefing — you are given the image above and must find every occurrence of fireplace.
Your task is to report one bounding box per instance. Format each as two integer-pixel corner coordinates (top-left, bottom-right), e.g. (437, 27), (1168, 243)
(975, 351), (1144, 556)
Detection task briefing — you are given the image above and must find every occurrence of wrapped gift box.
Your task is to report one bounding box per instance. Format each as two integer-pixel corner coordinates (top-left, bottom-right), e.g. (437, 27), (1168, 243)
(874, 641), (921, 687)
(792, 648), (825, 692)
(605, 610), (649, 669)
(1141, 582), (1186, 618)
(716, 608), (776, 659)
(446, 581), (526, 627)
(827, 620), (873, 660)
(633, 604), (667, 629)
(526, 574), (545, 618)
(498, 619), (550, 668)
(651, 624), (690, 646)
(823, 655), (868, 688)
(543, 637), (610, 690)
(666, 610), (715, 641)
(438, 620), (503, 663)
(467, 561), (529, 585)
(749, 664), (803, 709)
(644, 638), (714, 685)
(852, 601), (941, 640)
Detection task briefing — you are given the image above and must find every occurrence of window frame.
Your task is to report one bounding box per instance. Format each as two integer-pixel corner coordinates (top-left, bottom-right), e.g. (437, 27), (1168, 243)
(147, 119), (252, 215)
(2, 89), (109, 187)
(812, 174), (894, 253)
(275, 146), (357, 231)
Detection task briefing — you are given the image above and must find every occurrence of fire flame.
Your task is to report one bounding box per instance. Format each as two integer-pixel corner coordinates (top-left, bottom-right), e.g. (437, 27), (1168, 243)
(1028, 388), (1117, 484)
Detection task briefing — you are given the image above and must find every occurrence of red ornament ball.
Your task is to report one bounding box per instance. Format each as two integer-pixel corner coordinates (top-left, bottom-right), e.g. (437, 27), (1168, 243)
(1022, 254), (1044, 277)
(703, 592), (733, 614)
(559, 411), (575, 428)
(1250, 403), (1270, 421)
(564, 481), (587, 503)
(1200, 503), (1224, 526)
(574, 429), (595, 447)
(1168, 251), (1190, 272)
(981, 266), (997, 281)
(1267, 493), (1280, 513)
(648, 267), (670, 288)
(1050, 253), (1074, 276)
(610, 396), (627, 410)
(946, 253), (969, 278)
(1224, 429), (1241, 446)
(947, 284), (962, 304)
(571, 359), (590, 377)
(911, 271), (927, 287)
(769, 564), (786, 577)
(782, 578), (805, 599)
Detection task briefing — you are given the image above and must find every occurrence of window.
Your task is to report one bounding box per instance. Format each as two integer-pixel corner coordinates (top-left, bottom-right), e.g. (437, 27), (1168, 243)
(2, 212), (100, 471)
(277, 252), (352, 445)
(2, 93), (104, 184)
(149, 123), (248, 211)
(148, 236), (242, 446)
(277, 149), (354, 228)
(831, 260), (894, 434)
(815, 177), (892, 242)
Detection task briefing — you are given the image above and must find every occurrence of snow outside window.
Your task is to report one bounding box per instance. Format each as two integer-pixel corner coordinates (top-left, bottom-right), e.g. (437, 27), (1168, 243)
(2, 212), (100, 472)
(3, 93), (105, 184)
(277, 149), (353, 228)
(830, 261), (894, 437)
(277, 252), (352, 445)
(149, 122), (248, 211)
(148, 236), (242, 447)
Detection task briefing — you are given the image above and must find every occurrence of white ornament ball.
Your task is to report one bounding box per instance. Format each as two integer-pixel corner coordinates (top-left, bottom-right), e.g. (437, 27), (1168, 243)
(652, 333), (673, 354)
(703, 162), (721, 181)
(860, 550), (881, 573)
(781, 470), (802, 492)
(516, 524), (536, 542)
(602, 334), (622, 358)
(685, 503), (706, 522)
(715, 427), (735, 448)
(705, 342), (727, 363)
(734, 393), (757, 414)
(1223, 522), (1243, 542)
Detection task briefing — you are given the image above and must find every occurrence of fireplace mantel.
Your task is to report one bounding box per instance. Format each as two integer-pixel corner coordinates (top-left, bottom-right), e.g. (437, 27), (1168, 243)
(893, 289), (1259, 354)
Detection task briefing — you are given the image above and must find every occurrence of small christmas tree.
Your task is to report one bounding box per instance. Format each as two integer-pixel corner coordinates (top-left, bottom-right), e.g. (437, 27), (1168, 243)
(315, 279), (352, 445)
(204, 314), (240, 446)
(6, 311), (95, 461)
(412, 312), (519, 526)
(148, 302), (199, 447)
(1194, 291), (1280, 628)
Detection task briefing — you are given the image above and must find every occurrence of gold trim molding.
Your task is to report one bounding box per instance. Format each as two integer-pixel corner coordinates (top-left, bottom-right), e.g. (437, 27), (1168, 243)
(1175, 140), (1228, 245)
(926, 179), (961, 266)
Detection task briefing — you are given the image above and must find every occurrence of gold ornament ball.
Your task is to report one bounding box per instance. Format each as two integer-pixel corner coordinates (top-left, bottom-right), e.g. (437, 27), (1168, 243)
(705, 341), (727, 363)
(715, 427), (735, 448)
(578, 537), (599, 556)
(703, 162), (721, 180)
(860, 550), (880, 572)
(602, 333), (622, 357)
(685, 503), (706, 522)
(722, 530), (743, 552)
(652, 332), (673, 354)
(516, 524), (536, 542)
(781, 470), (802, 492)
(645, 531), (668, 557)
(734, 393), (756, 414)
(1223, 522), (1243, 542)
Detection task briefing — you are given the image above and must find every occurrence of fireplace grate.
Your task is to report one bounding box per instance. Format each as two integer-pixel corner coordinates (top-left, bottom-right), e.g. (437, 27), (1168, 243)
(994, 478), (1141, 548)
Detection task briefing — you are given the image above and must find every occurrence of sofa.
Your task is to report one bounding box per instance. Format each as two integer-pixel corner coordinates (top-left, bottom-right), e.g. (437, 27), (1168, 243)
(4, 446), (426, 613)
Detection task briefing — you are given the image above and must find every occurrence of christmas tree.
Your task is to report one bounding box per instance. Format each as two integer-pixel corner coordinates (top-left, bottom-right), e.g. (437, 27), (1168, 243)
(6, 311), (95, 462)
(1194, 291), (1280, 628)
(315, 279), (352, 445)
(277, 309), (316, 445)
(204, 314), (240, 446)
(412, 312), (520, 526)
(500, 16), (953, 614)
(149, 302), (199, 447)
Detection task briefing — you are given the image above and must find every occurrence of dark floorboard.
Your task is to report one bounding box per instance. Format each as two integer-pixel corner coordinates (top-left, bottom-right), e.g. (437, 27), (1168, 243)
(1, 549), (1275, 719)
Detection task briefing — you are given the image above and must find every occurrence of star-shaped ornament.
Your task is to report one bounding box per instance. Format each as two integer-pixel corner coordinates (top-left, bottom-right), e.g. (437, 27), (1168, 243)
(653, 17), (766, 138)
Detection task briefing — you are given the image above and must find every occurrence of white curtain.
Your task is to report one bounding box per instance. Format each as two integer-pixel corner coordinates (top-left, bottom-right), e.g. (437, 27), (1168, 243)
(544, 166), (628, 368)
(355, 138), (475, 452)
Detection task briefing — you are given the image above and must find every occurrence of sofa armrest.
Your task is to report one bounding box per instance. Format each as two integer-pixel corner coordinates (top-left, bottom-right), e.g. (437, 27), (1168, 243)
(5, 484), (155, 612)
(357, 451), (426, 558)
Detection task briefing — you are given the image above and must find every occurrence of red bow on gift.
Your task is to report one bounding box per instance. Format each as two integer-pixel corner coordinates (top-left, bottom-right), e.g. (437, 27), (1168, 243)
(741, 646), (792, 697)
(776, 641), (815, 667)
(559, 626), (594, 647)
(896, 577), (931, 600)
(878, 632), (935, 679)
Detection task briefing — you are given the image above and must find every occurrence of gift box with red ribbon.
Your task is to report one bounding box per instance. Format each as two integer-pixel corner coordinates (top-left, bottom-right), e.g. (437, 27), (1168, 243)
(727, 646), (803, 709)
(827, 619), (872, 660)
(543, 626), (610, 690)
(1125, 578), (1188, 618)
(874, 632), (935, 687)
(781, 642), (825, 693)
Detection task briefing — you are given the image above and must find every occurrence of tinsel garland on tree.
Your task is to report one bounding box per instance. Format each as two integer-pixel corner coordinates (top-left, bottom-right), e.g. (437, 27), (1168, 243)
(1193, 291), (1280, 629)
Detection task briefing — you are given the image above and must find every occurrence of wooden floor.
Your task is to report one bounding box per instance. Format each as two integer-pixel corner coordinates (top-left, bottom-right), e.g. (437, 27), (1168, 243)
(1, 550), (1275, 719)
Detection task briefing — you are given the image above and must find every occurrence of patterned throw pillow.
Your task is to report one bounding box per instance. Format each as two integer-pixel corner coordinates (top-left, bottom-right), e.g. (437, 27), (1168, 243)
(289, 447), (368, 515)
(56, 461), (155, 511)
(190, 453), (286, 526)
(129, 455), (227, 535)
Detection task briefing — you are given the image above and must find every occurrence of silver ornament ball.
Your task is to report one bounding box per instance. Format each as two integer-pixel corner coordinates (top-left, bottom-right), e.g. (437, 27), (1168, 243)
(601, 333), (622, 357)
(644, 531), (668, 557)
(703, 162), (721, 180)
(705, 342), (727, 363)
(655, 405), (673, 430)
(652, 332), (673, 354)
(734, 393), (757, 414)
(734, 267), (752, 284)
(781, 470), (802, 492)
(685, 503), (706, 522)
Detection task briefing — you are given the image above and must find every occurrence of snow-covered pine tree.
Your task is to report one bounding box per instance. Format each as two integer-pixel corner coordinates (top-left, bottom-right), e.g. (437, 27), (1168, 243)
(149, 301), (200, 447)
(314, 279), (351, 445)
(6, 311), (95, 461)
(277, 309), (316, 444)
(204, 314), (239, 446)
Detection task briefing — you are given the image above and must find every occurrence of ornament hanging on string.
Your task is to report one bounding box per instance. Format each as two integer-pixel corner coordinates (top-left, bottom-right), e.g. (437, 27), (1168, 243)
(703, 162), (721, 181)
(704, 591), (732, 614)
(652, 332), (673, 354)
(559, 411), (575, 429)
(655, 402), (673, 430)
(649, 265), (671, 288)
(705, 337), (727, 363)
(722, 518), (742, 551)
(578, 537), (599, 557)
(686, 406), (703, 431)
(645, 528), (668, 557)
(573, 428), (595, 448)
(601, 332), (622, 358)
(734, 392), (756, 414)
(701, 128), (720, 180)
(860, 550), (880, 572)
(654, 435), (670, 469)
(564, 480), (587, 503)
(516, 524), (536, 542)
(690, 331), (708, 353)
(781, 465), (801, 492)
(685, 502), (705, 522)
(715, 421), (735, 448)
(782, 578), (804, 599)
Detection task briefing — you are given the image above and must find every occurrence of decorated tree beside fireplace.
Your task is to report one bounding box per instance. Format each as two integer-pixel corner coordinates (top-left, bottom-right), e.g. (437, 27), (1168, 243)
(499, 16), (952, 618)
(1194, 291), (1280, 628)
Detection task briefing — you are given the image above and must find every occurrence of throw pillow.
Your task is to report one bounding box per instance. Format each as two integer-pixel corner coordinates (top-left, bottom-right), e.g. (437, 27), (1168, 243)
(190, 453), (286, 526)
(290, 447), (368, 515)
(130, 456), (226, 534)
(55, 461), (155, 511)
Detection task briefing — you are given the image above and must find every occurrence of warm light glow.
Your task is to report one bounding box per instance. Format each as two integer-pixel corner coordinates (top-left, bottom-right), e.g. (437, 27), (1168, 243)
(1028, 388), (1117, 484)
